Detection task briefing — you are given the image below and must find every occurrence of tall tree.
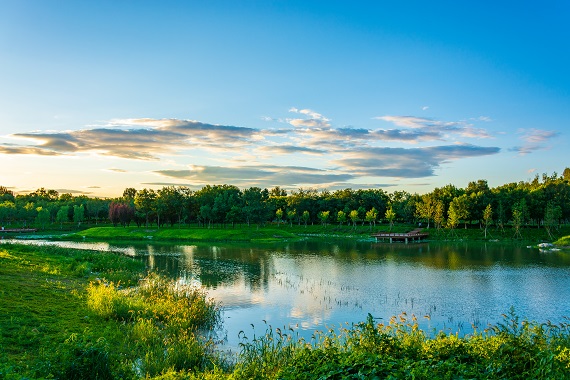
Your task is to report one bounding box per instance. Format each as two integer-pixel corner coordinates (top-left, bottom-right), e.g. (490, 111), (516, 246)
(365, 207), (378, 230)
(301, 210), (310, 227)
(286, 209), (296, 227)
(337, 210), (347, 227)
(483, 204), (493, 238)
(35, 206), (50, 230)
(385, 206), (396, 232)
(275, 208), (284, 226)
(122, 187), (137, 202)
(243, 187), (269, 227)
(56, 206), (69, 229)
(416, 194), (436, 228)
(447, 200), (460, 235)
(434, 200), (445, 230)
(134, 188), (156, 227)
(349, 209), (359, 229)
(0, 201), (16, 226)
(318, 210), (330, 227)
(73, 204), (85, 227)
(544, 201), (562, 240)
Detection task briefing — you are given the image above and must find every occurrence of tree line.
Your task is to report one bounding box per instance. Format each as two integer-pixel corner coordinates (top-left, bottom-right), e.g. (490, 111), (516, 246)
(1, 168), (569, 235)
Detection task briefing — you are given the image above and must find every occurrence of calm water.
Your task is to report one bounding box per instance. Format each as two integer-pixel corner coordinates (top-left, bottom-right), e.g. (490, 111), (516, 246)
(4, 238), (570, 348)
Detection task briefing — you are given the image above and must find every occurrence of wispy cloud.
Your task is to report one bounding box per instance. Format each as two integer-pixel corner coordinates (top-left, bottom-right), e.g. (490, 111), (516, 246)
(154, 165), (354, 189)
(258, 145), (325, 155)
(4, 119), (261, 160)
(374, 115), (492, 140)
(55, 188), (93, 195)
(334, 144), (501, 178)
(511, 128), (559, 155)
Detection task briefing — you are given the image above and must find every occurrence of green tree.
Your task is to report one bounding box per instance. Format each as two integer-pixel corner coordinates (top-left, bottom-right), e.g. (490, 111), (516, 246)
(20, 202), (37, 227)
(301, 210), (310, 227)
(512, 208), (523, 239)
(0, 186), (15, 202)
(416, 194), (436, 228)
(0, 201), (16, 226)
(200, 204), (214, 228)
(483, 204), (493, 239)
(544, 201), (562, 240)
(286, 209), (296, 227)
(434, 200), (445, 230)
(134, 188), (156, 227)
(385, 206), (396, 232)
(225, 205), (242, 227)
(156, 186), (185, 228)
(365, 207), (378, 230)
(452, 194), (470, 229)
(563, 167), (570, 181)
(318, 210), (330, 227)
(56, 206), (70, 229)
(243, 187), (269, 227)
(122, 187), (137, 202)
(447, 200), (460, 234)
(349, 209), (359, 229)
(337, 210), (347, 227)
(73, 204), (85, 228)
(275, 208), (284, 226)
(35, 206), (50, 230)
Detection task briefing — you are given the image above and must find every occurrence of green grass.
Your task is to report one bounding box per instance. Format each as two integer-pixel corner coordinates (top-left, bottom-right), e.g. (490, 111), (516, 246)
(554, 235), (570, 247)
(0, 243), (222, 379)
(71, 225), (300, 243)
(69, 223), (570, 246)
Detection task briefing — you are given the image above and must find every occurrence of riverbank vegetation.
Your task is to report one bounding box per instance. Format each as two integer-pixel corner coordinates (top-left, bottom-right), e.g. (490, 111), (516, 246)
(2, 168), (570, 243)
(2, 243), (570, 379)
(0, 243), (222, 379)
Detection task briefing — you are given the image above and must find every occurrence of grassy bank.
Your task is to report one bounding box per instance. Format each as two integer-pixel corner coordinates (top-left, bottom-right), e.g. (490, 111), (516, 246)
(70, 225), (300, 243)
(0, 243), (221, 379)
(64, 223), (570, 245)
(555, 235), (570, 247)
(3, 243), (570, 379)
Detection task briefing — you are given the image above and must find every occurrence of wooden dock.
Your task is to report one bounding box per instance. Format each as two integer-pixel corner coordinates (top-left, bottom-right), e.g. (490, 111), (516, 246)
(371, 228), (428, 243)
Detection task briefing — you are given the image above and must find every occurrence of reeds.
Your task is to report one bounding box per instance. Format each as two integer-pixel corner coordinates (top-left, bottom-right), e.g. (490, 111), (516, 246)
(232, 311), (570, 379)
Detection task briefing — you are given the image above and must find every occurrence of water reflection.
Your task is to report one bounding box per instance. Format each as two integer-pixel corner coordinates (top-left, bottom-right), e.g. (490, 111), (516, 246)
(3, 238), (570, 348)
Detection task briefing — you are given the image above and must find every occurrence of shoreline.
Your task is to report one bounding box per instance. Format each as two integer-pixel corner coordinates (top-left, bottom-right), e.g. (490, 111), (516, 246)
(4, 224), (570, 248)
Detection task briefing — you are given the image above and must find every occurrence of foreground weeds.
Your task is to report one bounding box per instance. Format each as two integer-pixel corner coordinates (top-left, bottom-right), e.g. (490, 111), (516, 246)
(232, 310), (570, 379)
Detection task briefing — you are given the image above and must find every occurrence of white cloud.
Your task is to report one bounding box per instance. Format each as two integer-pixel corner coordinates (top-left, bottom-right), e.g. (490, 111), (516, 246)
(288, 107), (331, 128)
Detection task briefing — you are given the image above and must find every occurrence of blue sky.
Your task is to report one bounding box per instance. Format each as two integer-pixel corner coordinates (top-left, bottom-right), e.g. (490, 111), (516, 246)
(1, 1), (568, 197)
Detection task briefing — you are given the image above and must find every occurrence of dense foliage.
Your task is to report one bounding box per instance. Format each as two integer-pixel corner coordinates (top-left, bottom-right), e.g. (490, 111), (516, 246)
(1, 169), (569, 236)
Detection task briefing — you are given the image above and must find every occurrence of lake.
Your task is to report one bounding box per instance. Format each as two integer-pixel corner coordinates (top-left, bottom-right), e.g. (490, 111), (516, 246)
(4, 238), (570, 349)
